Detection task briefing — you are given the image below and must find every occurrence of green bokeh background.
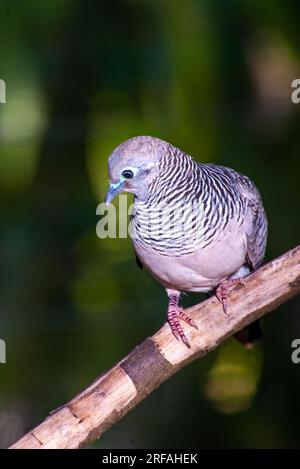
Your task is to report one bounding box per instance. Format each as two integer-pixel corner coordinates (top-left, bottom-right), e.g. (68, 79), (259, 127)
(0, 0), (299, 448)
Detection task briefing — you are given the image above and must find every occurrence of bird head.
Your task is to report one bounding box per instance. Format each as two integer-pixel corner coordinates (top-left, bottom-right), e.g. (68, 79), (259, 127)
(105, 136), (165, 205)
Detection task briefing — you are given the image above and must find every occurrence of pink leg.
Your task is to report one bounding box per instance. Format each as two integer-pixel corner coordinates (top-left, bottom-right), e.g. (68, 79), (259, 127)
(216, 278), (245, 314)
(167, 293), (198, 348)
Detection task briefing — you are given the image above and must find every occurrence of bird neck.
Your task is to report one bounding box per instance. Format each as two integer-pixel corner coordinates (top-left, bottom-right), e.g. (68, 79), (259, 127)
(146, 148), (200, 204)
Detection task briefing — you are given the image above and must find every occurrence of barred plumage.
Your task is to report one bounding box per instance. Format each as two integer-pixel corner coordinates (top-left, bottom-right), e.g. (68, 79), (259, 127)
(105, 136), (268, 347)
(131, 145), (266, 265)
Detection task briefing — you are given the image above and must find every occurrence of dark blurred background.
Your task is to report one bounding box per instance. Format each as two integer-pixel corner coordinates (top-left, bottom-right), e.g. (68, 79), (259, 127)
(0, 0), (300, 449)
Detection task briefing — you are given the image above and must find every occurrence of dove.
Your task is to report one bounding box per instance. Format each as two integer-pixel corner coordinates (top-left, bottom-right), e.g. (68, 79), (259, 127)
(105, 136), (267, 347)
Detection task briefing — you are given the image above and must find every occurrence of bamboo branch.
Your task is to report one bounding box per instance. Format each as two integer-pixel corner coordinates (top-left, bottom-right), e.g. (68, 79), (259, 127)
(10, 246), (300, 449)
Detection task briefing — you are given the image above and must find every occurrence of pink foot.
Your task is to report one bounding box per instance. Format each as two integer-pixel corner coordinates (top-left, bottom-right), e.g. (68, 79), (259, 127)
(216, 278), (245, 314)
(167, 295), (198, 348)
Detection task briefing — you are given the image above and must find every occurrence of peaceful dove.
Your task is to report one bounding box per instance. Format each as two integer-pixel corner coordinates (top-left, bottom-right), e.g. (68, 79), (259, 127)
(105, 136), (267, 348)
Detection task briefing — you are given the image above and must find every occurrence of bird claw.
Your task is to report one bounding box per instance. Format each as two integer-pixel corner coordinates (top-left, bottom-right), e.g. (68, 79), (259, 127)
(178, 310), (199, 330)
(180, 334), (191, 349)
(216, 278), (245, 314)
(167, 306), (195, 348)
(171, 327), (181, 342)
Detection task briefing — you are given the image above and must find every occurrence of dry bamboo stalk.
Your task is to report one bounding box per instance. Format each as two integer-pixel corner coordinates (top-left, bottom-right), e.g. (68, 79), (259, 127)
(10, 245), (300, 449)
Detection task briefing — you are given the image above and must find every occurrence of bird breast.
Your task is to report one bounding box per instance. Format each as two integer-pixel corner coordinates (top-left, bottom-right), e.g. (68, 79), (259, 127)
(133, 217), (247, 292)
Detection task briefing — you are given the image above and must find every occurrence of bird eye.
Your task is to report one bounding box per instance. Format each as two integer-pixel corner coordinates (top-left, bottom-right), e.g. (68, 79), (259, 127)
(122, 169), (134, 179)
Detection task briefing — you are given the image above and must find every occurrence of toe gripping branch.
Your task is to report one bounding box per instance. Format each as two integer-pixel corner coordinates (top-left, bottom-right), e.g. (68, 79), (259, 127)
(167, 294), (198, 348)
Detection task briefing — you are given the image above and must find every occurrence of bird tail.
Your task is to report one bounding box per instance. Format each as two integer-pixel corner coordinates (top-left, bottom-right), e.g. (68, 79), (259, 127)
(234, 320), (262, 349)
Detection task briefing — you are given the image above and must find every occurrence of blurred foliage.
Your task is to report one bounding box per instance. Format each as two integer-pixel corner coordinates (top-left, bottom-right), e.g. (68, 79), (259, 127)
(205, 339), (263, 414)
(0, 0), (300, 449)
